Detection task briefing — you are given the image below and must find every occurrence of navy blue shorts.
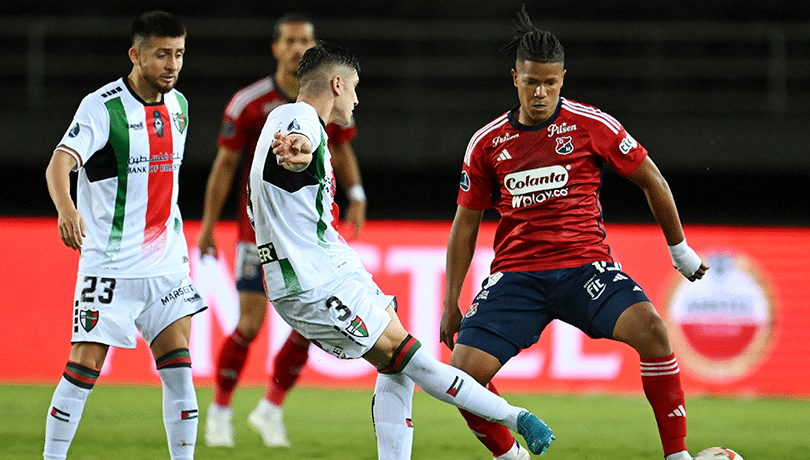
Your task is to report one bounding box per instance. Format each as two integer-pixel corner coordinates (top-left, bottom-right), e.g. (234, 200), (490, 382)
(456, 261), (650, 364)
(234, 242), (266, 294)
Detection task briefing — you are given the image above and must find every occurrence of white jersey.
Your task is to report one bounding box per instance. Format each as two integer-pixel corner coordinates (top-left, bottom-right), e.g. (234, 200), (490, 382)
(248, 102), (364, 300)
(56, 78), (191, 278)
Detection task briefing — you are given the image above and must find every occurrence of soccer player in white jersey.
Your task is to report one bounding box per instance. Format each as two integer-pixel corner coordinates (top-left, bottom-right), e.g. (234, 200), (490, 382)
(43, 11), (206, 460)
(248, 41), (555, 459)
(440, 7), (709, 460)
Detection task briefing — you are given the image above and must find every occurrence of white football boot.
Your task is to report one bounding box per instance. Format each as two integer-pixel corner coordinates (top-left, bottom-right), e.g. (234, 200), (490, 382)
(205, 403), (234, 447)
(494, 440), (531, 460)
(666, 451), (692, 460)
(248, 398), (291, 447)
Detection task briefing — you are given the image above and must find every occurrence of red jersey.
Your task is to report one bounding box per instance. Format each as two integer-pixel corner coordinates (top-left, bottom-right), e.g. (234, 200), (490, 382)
(217, 77), (357, 242)
(458, 97), (647, 273)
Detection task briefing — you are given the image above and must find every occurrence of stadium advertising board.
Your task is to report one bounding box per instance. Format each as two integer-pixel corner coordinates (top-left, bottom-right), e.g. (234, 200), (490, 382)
(2, 217), (808, 397)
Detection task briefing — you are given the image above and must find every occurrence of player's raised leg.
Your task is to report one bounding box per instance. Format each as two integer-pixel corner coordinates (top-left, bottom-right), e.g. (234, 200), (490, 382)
(44, 343), (107, 460)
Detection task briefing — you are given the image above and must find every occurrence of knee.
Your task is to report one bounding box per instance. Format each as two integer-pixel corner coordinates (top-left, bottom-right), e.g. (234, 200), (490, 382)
(615, 303), (672, 356)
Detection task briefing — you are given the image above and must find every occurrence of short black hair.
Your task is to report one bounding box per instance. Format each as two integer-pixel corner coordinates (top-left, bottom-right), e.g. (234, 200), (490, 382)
(273, 12), (314, 43)
(500, 5), (564, 65)
(131, 11), (186, 48)
(298, 40), (360, 82)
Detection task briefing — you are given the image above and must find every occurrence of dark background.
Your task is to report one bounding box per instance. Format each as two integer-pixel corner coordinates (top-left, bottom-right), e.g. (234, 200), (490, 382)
(2, 1), (809, 226)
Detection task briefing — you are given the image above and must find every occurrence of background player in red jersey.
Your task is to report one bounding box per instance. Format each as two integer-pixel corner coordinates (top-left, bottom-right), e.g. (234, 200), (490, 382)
(198, 13), (367, 448)
(440, 7), (709, 460)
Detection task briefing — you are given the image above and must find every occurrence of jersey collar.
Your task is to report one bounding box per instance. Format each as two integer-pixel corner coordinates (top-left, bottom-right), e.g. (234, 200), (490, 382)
(507, 97), (563, 132)
(122, 77), (165, 106)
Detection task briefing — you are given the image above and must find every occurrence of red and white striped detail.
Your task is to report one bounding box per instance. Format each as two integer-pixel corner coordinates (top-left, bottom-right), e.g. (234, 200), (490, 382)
(224, 77), (274, 118)
(464, 113), (509, 166)
(640, 356), (680, 377)
(562, 99), (621, 134)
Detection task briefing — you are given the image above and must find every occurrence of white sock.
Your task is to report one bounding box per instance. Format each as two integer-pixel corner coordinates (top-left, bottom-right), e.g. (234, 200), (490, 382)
(372, 373), (415, 460)
(158, 365), (198, 460)
(44, 377), (92, 460)
(400, 346), (522, 431)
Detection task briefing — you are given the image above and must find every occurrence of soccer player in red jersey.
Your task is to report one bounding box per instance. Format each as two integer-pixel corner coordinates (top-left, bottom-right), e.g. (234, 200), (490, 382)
(198, 14), (367, 448)
(440, 7), (709, 460)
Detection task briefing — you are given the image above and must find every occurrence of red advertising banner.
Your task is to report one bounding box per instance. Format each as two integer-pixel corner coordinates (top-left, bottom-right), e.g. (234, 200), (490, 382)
(1, 217), (808, 397)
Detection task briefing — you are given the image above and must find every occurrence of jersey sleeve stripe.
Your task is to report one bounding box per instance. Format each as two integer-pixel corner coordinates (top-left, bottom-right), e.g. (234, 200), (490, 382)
(464, 114), (508, 166)
(224, 77), (273, 118)
(55, 144), (84, 169)
(561, 100), (621, 134)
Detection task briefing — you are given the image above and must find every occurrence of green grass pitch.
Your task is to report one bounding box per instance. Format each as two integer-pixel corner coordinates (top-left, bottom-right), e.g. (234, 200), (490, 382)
(3, 384), (808, 459)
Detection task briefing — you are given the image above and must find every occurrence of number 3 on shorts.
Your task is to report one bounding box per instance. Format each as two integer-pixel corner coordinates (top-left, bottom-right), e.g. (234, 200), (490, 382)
(326, 296), (351, 321)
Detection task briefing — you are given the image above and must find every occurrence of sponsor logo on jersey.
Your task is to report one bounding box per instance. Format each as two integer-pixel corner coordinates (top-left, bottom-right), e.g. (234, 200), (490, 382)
(128, 122), (144, 130)
(459, 170), (471, 191)
(68, 123), (80, 138)
(492, 132), (519, 147)
(152, 110), (165, 137)
(172, 112), (187, 133)
(505, 165), (568, 195)
(496, 149), (512, 162)
(548, 121), (577, 137)
(619, 133), (638, 154)
(287, 118), (301, 132)
(555, 136), (574, 155)
(257, 242), (279, 264)
(664, 252), (776, 382)
(79, 309), (99, 332)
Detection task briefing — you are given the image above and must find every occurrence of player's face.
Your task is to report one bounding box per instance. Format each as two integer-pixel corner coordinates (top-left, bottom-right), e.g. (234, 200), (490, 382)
(272, 22), (317, 76)
(332, 69), (359, 126)
(512, 60), (565, 125)
(131, 35), (185, 96)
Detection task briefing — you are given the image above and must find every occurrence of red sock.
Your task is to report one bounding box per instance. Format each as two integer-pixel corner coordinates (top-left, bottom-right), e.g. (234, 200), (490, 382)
(641, 353), (687, 456)
(459, 381), (515, 457)
(213, 329), (253, 407)
(265, 329), (310, 406)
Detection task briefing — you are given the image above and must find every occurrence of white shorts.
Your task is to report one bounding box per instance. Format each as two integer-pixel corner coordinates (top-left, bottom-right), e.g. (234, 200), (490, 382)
(271, 270), (394, 359)
(71, 272), (207, 348)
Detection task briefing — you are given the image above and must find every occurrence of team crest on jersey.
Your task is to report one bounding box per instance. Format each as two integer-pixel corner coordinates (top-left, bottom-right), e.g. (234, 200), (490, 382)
(555, 136), (574, 155)
(68, 123), (80, 138)
(346, 315), (369, 337)
(172, 112), (187, 133)
(79, 309), (99, 332)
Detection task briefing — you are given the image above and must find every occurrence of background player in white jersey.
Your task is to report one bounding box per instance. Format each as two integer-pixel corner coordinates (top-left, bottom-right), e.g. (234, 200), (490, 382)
(43, 11), (206, 460)
(199, 13), (368, 448)
(248, 41), (555, 459)
(440, 7), (709, 460)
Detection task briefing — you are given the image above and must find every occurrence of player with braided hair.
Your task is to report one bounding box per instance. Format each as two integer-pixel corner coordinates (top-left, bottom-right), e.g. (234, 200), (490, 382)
(440, 6), (708, 460)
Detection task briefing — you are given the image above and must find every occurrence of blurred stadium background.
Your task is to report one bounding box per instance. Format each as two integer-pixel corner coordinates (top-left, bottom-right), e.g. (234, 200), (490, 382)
(2, 0), (810, 224)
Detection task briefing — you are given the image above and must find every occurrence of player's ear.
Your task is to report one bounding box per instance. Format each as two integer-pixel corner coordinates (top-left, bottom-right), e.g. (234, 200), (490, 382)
(128, 47), (140, 65)
(511, 68), (518, 88)
(331, 74), (342, 96)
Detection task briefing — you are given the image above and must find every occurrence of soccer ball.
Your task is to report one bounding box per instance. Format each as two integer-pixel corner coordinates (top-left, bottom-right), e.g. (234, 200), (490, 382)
(693, 447), (744, 460)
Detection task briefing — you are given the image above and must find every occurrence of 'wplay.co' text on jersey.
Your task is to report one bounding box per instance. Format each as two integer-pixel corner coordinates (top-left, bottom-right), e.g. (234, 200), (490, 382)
(56, 77), (191, 278)
(459, 97), (648, 273)
(248, 102), (364, 300)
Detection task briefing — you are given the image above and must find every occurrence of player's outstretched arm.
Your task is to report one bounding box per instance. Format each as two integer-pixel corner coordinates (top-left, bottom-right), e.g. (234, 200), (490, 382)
(46, 150), (85, 250)
(197, 146), (242, 257)
(441, 205), (485, 350)
(627, 156), (709, 281)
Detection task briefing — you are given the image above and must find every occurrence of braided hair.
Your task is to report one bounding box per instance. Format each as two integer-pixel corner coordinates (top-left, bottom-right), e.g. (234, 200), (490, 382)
(500, 5), (564, 64)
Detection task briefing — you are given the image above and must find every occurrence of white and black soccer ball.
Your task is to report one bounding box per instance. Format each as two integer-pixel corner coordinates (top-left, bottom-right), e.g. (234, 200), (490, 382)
(693, 447), (744, 460)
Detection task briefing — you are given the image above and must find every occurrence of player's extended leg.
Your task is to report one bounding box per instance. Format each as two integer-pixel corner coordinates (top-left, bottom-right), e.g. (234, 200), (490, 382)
(372, 372), (415, 460)
(152, 316), (197, 460)
(612, 301), (690, 460)
(450, 345), (529, 460)
(44, 342), (107, 460)
(248, 329), (310, 447)
(365, 307), (554, 456)
(206, 290), (267, 447)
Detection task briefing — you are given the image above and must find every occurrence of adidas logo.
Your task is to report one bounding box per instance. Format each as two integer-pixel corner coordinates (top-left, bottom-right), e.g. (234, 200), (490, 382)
(496, 149), (512, 162)
(667, 405), (687, 418)
(613, 273), (628, 282)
